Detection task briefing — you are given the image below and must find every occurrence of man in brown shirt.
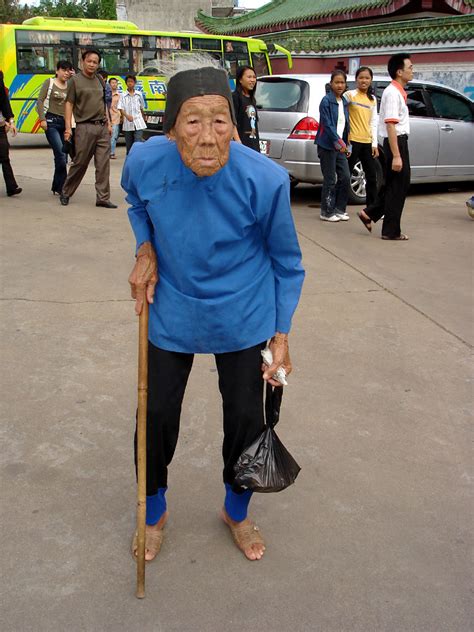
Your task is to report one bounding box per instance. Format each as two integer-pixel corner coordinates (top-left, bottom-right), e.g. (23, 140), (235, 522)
(61, 49), (117, 208)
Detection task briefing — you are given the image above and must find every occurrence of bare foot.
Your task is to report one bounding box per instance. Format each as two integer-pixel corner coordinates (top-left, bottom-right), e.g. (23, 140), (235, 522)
(221, 508), (266, 561)
(132, 511), (168, 562)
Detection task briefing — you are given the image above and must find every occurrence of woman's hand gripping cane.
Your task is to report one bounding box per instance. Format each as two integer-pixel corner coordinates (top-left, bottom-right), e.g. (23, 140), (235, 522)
(128, 241), (158, 316)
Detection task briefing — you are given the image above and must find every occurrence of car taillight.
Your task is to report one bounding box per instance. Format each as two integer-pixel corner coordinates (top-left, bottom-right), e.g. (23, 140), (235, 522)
(288, 117), (319, 140)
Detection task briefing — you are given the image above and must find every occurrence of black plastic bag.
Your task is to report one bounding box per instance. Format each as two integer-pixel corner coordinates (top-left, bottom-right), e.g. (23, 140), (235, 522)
(233, 383), (301, 493)
(62, 131), (75, 160)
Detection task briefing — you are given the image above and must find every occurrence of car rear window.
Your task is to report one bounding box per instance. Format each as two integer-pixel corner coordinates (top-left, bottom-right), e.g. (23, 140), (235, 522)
(256, 78), (309, 112)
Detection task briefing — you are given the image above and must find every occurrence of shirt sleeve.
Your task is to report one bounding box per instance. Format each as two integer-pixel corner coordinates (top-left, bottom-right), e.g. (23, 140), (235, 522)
(121, 155), (154, 252)
(36, 79), (49, 121)
(370, 98), (378, 147)
(383, 90), (400, 124)
(117, 94), (124, 110)
(257, 176), (305, 333)
(139, 92), (145, 109)
(66, 77), (76, 104)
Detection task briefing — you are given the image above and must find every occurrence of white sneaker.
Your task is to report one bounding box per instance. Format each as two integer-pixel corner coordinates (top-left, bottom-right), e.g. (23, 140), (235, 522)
(320, 214), (340, 222)
(336, 212), (350, 221)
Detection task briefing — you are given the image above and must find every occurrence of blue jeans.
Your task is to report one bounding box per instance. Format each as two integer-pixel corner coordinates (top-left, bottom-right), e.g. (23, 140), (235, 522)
(110, 124), (120, 155)
(44, 113), (67, 194)
(124, 129), (143, 155)
(318, 146), (350, 216)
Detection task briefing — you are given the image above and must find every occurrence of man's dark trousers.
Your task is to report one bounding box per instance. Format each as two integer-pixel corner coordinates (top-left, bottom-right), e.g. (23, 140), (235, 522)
(62, 121), (111, 202)
(135, 341), (267, 496)
(365, 135), (410, 238)
(348, 141), (378, 209)
(0, 126), (18, 194)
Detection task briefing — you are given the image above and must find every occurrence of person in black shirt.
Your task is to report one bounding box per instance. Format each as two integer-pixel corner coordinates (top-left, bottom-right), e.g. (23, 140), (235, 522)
(232, 65), (260, 152)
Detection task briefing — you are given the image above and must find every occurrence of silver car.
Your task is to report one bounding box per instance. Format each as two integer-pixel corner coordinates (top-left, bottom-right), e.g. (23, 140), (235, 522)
(256, 74), (474, 204)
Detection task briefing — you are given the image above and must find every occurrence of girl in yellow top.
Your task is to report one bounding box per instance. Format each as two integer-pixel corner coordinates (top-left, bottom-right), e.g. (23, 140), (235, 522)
(344, 66), (379, 208)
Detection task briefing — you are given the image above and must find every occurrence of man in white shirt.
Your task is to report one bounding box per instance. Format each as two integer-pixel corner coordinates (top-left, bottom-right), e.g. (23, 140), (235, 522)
(357, 53), (413, 240)
(118, 74), (147, 154)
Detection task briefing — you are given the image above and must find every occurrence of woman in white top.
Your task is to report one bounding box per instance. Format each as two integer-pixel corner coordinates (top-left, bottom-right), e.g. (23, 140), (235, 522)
(314, 69), (352, 222)
(118, 74), (147, 155)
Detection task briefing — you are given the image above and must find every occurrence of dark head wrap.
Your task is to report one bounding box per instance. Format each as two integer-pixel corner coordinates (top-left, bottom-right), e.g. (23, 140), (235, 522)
(163, 66), (236, 133)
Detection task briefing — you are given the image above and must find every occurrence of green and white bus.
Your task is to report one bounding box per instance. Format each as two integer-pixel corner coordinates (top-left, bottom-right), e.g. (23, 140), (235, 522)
(0, 16), (291, 133)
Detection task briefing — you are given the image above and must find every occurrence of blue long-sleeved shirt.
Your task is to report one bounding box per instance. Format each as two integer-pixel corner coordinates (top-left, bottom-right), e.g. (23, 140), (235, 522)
(316, 91), (350, 152)
(121, 136), (305, 354)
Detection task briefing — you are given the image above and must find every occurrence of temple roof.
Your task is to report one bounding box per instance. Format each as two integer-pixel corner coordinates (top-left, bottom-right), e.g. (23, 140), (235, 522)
(260, 14), (474, 53)
(196, 0), (473, 35)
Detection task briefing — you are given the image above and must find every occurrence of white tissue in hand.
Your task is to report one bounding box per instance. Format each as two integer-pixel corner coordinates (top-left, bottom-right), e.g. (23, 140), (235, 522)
(261, 346), (288, 386)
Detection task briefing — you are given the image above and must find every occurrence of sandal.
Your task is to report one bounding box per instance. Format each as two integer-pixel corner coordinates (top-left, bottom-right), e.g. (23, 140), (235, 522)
(131, 521), (166, 563)
(357, 210), (372, 233)
(221, 511), (265, 561)
(382, 234), (409, 240)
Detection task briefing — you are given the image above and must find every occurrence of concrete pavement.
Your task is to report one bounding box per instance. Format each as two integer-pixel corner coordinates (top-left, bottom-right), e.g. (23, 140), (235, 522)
(1, 138), (473, 631)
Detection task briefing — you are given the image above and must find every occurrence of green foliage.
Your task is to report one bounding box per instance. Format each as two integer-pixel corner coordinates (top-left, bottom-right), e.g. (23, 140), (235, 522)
(36, 0), (86, 18)
(0, 0), (35, 24)
(0, 0), (118, 23)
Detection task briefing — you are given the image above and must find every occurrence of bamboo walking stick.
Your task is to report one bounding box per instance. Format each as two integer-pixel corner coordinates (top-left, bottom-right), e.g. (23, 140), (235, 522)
(136, 298), (149, 599)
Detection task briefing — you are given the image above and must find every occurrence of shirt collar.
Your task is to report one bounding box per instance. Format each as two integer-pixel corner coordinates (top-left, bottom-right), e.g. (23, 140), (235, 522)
(391, 80), (407, 103)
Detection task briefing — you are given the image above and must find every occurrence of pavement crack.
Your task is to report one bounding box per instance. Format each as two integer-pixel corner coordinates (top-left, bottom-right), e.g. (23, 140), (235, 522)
(298, 230), (472, 349)
(0, 297), (131, 305)
(312, 289), (383, 295)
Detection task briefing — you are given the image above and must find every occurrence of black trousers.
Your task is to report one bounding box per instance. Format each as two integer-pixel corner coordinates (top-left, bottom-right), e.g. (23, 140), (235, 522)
(365, 135), (410, 239)
(0, 126), (18, 194)
(135, 341), (266, 496)
(348, 141), (378, 209)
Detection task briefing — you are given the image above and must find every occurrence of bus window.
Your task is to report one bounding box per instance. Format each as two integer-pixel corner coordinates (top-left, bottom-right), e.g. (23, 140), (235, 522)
(132, 36), (190, 75)
(16, 30), (73, 45)
(192, 38), (222, 52)
(135, 50), (175, 75)
(154, 36), (190, 50)
(100, 48), (130, 74)
(223, 40), (249, 78)
(251, 52), (269, 77)
(76, 32), (129, 47)
(76, 32), (130, 72)
(17, 45), (74, 73)
(16, 30), (73, 73)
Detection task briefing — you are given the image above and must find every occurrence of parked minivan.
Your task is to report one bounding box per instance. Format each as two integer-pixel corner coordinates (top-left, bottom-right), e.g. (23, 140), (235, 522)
(256, 74), (474, 204)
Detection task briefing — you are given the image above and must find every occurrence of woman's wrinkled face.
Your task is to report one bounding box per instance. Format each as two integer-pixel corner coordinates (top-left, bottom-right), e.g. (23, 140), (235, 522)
(168, 95), (234, 177)
(239, 69), (257, 93)
(356, 70), (372, 93)
(331, 74), (346, 97)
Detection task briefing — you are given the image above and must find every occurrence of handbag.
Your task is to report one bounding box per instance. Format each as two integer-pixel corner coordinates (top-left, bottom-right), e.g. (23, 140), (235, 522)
(233, 383), (301, 493)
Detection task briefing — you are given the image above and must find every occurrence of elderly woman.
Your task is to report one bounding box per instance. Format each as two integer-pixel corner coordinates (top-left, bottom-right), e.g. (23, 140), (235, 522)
(122, 66), (304, 563)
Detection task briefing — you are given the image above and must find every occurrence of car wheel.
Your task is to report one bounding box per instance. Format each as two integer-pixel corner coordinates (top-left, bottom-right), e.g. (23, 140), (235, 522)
(347, 159), (383, 206)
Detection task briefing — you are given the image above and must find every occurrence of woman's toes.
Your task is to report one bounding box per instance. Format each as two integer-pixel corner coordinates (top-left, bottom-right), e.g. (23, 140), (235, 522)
(249, 544), (264, 560)
(246, 547), (257, 560)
